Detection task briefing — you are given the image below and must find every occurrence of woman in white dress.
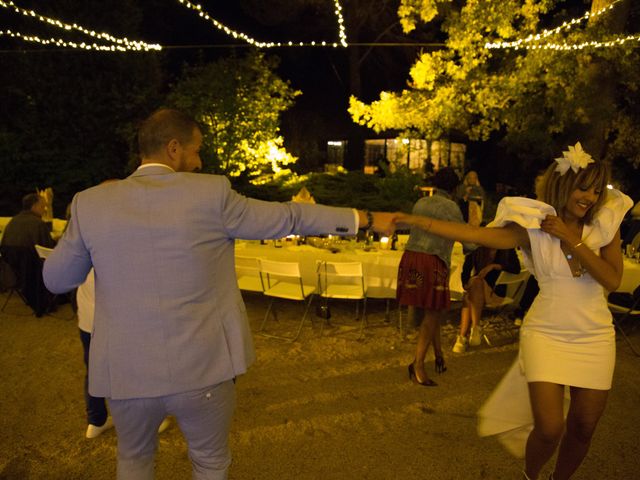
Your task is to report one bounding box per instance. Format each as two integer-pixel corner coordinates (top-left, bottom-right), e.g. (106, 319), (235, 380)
(396, 143), (633, 480)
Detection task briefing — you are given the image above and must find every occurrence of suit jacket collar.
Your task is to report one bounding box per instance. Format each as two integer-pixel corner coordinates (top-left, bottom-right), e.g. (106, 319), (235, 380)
(130, 164), (176, 178)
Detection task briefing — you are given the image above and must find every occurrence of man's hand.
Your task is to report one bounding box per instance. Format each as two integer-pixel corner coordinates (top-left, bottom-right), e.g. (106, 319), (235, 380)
(370, 212), (399, 236)
(356, 210), (401, 236)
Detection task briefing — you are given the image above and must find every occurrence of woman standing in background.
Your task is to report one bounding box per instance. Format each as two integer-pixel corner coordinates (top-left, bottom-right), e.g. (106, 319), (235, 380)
(397, 167), (474, 386)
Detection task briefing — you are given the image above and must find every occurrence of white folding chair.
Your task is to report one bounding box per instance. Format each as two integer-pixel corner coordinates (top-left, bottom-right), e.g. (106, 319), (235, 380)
(608, 287), (640, 357)
(235, 255), (264, 293)
(258, 259), (316, 342)
(316, 260), (367, 336)
(448, 263), (464, 302)
(482, 270), (530, 345)
(364, 257), (401, 336)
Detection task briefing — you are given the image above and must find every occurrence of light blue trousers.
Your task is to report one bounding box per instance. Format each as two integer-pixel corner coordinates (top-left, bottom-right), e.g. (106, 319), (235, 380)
(109, 380), (236, 480)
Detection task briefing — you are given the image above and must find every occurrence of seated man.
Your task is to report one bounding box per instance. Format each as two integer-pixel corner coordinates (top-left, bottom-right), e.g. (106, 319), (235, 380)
(0, 193), (56, 316)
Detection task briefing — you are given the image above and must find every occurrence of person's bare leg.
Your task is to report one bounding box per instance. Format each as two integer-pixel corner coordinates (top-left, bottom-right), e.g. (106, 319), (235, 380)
(524, 382), (565, 480)
(552, 387), (608, 480)
(433, 312), (442, 354)
(468, 278), (485, 331)
(432, 312), (447, 373)
(459, 295), (471, 338)
(413, 307), (437, 383)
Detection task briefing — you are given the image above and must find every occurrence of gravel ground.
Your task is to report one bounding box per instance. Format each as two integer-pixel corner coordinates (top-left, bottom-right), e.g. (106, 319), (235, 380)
(1, 292), (638, 480)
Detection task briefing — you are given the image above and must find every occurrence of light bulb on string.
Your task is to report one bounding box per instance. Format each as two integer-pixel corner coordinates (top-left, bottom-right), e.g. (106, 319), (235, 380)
(485, 0), (623, 51)
(0, 0), (161, 51)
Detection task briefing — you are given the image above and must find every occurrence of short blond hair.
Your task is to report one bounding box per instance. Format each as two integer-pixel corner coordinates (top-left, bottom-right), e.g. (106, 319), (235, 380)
(536, 158), (610, 224)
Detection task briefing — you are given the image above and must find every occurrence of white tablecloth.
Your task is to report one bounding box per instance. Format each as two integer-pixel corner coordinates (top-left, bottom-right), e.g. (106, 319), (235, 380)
(619, 258), (640, 293)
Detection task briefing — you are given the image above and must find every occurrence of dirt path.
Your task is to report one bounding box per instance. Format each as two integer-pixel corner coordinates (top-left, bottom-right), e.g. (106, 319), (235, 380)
(1, 293), (638, 479)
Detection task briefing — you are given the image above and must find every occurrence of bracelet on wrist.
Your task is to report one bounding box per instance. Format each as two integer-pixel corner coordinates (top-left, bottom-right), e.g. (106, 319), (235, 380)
(571, 241), (584, 250)
(360, 210), (373, 231)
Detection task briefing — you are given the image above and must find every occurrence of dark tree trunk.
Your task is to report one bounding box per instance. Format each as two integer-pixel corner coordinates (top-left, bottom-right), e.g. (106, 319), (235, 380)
(582, 0), (632, 158)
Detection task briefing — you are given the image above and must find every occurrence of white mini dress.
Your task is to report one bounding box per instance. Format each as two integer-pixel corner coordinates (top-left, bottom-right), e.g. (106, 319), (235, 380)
(477, 189), (633, 457)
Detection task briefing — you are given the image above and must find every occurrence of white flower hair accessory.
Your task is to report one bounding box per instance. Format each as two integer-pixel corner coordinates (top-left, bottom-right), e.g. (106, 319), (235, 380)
(554, 142), (594, 175)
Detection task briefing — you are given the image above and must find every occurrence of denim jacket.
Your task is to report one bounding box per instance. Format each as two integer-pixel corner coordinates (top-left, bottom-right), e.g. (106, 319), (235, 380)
(404, 190), (472, 268)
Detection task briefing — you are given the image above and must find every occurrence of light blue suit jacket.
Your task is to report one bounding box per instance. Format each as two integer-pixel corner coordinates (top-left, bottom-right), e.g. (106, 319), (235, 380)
(43, 166), (357, 399)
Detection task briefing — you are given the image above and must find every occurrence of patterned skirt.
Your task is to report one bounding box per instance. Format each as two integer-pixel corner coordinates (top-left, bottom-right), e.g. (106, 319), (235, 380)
(396, 250), (450, 311)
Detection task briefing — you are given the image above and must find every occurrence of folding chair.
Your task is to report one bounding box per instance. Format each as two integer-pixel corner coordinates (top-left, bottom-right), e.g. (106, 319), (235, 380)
(364, 257), (401, 336)
(482, 270), (531, 346)
(0, 253), (30, 314)
(608, 287), (640, 357)
(316, 260), (367, 337)
(235, 255), (264, 293)
(258, 259), (316, 342)
(448, 263), (464, 302)
(0, 245), (50, 316)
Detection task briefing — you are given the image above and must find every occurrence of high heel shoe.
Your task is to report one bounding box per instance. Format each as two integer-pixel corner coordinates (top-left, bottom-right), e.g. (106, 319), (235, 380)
(435, 355), (447, 374)
(407, 362), (437, 387)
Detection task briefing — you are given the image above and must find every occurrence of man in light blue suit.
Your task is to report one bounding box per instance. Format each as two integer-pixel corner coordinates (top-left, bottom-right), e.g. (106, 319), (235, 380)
(43, 108), (395, 480)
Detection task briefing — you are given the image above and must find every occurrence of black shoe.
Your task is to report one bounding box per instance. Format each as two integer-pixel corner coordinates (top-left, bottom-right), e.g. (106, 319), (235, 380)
(408, 362), (437, 387)
(435, 355), (447, 374)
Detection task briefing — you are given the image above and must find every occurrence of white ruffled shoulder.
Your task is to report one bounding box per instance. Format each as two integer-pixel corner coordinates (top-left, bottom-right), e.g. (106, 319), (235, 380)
(584, 188), (633, 248)
(487, 190), (633, 249)
(487, 197), (556, 230)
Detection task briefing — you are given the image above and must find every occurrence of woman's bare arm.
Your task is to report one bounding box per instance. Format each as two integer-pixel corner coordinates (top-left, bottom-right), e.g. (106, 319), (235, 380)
(396, 213), (529, 250)
(540, 216), (624, 291)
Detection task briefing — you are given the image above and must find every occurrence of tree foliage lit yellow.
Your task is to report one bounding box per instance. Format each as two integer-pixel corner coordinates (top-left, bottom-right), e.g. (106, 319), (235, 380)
(350, 0), (640, 176)
(169, 51), (301, 183)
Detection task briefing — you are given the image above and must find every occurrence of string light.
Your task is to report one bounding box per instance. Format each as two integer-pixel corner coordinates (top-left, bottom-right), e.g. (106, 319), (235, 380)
(334, 0), (348, 47)
(0, 0), (162, 51)
(0, 29), (131, 51)
(175, 0), (347, 48)
(504, 33), (640, 51)
(485, 0), (623, 50)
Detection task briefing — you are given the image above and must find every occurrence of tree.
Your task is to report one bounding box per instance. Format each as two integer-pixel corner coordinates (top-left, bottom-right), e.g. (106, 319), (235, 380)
(349, 0), (640, 194)
(167, 51), (301, 185)
(0, 0), (163, 215)
(238, 0), (437, 171)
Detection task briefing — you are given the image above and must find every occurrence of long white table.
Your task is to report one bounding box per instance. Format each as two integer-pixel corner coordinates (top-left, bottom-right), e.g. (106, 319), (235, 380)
(235, 240), (466, 296)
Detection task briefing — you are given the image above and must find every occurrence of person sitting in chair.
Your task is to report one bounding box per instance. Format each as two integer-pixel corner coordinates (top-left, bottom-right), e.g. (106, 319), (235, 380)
(452, 246), (521, 353)
(0, 193), (56, 316)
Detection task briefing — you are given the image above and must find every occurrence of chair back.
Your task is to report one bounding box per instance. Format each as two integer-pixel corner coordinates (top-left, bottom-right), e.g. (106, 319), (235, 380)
(259, 258), (302, 278)
(35, 244), (54, 260)
(492, 270), (530, 305)
(259, 258), (314, 301)
(235, 255), (264, 292)
(317, 260), (365, 299)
